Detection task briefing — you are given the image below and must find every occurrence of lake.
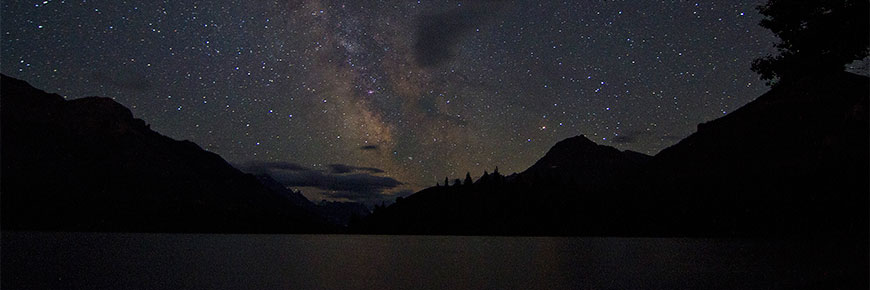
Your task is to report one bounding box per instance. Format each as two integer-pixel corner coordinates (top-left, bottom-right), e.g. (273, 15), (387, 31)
(2, 232), (866, 290)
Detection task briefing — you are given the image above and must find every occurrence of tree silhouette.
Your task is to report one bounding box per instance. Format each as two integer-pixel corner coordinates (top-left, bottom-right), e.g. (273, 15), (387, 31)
(480, 170), (490, 184)
(464, 172), (473, 186)
(752, 0), (869, 85)
(492, 166), (503, 184)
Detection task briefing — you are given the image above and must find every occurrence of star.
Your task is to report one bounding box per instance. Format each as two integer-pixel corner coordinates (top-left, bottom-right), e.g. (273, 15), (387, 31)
(0, 0), (780, 204)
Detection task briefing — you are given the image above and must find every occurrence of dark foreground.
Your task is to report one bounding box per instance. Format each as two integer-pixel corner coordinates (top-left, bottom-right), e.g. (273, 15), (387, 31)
(2, 232), (867, 290)
(3, 71), (868, 237)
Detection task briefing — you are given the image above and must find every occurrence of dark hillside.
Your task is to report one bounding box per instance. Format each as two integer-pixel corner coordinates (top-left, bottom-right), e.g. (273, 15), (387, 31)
(357, 72), (869, 237)
(624, 71), (869, 236)
(1, 75), (330, 233)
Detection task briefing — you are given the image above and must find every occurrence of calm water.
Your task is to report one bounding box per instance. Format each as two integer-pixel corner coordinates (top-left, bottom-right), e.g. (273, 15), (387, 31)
(2, 232), (866, 290)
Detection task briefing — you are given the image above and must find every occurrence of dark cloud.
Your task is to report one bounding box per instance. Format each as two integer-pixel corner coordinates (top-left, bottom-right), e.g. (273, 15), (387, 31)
(359, 145), (379, 151)
(270, 171), (401, 192)
(328, 164), (384, 174)
(91, 71), (152, 92)
(610, 135), (637, 144)
(610, 130), (656, 144)
(236, 161), (401, 205)
(327, 189), (388, 201)
(660, 134), (684, 142)
(418, 94), (470, 125)
(277, 0), (305, 11)
(236, 161), (309, 174)
(414, 2), (508, 67)
(326, 189), (415, 207)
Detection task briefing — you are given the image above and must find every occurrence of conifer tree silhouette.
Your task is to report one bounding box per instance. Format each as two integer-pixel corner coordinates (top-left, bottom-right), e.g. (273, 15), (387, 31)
(480, 170), (490, 184)
(751, 0), (869, 85)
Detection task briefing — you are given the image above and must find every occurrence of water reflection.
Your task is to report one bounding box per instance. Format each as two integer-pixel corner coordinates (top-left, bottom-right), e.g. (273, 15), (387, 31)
(2, 233), (866, 290)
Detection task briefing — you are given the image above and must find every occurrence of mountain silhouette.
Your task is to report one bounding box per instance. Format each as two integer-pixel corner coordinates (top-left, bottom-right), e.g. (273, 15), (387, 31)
(627, 71), (869, 236)
(254, 173), (372, 226)
(0, 75), (332, 233)
(355, 71), (869, 237)
(353, 134), (652, 235)
(519, 135), (651, 190)
(317, 200), (372, 227)
(3, 70), (866, 236)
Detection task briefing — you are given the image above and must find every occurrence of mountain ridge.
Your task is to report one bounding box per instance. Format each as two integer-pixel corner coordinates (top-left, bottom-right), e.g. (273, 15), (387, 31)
(519, 134), (651, 190)
(355, 71), (869, 237)
(2, 71), (867, 236)
(1, 74), (332, 233)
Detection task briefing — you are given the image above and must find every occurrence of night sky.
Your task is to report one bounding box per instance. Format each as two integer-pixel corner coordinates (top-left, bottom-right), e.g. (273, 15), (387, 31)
(2, 0), (780, 205)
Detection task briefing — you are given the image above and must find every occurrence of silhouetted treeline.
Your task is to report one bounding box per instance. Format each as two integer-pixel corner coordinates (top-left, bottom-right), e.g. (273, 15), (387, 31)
(353, 71), (869, 237)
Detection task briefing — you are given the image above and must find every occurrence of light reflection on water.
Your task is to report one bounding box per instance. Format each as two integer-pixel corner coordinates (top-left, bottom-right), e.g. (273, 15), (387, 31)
(1, 233), (866, 290)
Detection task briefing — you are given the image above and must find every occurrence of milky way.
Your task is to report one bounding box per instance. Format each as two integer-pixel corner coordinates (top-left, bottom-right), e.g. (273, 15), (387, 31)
(2, 0), (779, 205)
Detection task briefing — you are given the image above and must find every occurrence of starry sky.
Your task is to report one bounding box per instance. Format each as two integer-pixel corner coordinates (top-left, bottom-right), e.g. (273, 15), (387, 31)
(2, 0), (781, 205)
